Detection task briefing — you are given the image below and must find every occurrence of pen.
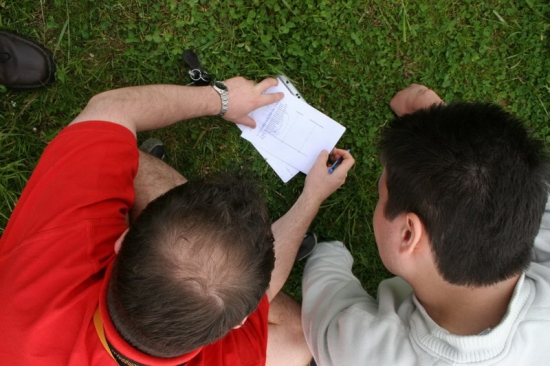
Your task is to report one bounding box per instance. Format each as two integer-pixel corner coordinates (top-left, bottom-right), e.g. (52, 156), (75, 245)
(328, 149), (350, 174)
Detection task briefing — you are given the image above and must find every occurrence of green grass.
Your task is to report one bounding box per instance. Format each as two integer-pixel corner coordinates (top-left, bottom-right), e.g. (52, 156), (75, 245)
(1, 0), (549, 296)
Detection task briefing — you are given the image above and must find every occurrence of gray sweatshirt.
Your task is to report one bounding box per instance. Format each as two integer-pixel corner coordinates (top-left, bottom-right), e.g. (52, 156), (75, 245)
(302, 200), (550, 365)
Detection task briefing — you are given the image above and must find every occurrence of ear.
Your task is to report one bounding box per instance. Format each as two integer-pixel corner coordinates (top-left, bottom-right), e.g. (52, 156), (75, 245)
(232, 316), (248, 330)
(114, 228), (129, 254)
(399, 213), (424, 255)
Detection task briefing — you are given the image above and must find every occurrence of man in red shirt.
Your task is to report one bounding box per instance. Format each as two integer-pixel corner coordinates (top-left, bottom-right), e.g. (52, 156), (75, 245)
(0, 76), (354, 365)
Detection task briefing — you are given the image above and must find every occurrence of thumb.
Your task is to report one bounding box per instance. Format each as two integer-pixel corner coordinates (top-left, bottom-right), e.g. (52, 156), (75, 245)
(318, 149), (329, 161)
(231, 116), (257, 128)
(314, 149), (330, 166)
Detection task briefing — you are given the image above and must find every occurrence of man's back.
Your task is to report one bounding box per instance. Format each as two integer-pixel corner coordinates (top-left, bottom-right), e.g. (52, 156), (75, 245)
(0, 122), (271, 365)
(302, 213), (550, 365)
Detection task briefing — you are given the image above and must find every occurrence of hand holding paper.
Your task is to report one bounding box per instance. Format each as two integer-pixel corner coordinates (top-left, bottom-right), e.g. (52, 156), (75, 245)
(239, 76), (346, 182)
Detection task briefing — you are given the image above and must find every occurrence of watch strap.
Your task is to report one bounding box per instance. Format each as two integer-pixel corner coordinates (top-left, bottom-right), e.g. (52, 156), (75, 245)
(212, 81), (229, 117)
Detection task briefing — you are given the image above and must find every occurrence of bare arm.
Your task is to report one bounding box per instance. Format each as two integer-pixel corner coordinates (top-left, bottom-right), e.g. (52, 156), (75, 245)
(70, 77), (283, 134)
(389, 84), (444, 117)
(266, 149), (355, 301)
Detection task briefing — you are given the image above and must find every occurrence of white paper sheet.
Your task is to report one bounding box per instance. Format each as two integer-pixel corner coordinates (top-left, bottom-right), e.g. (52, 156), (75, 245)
(244, 83), (345, 174)
(238, 82), (301, 182)
(254, 146), (299, 183)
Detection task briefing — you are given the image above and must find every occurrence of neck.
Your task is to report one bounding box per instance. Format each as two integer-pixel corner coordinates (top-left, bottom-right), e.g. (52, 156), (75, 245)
(413, 274), (520, 335)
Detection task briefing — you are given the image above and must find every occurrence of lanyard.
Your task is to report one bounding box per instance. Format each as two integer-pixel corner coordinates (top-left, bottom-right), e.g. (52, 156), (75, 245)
(93, 307), (187, 366)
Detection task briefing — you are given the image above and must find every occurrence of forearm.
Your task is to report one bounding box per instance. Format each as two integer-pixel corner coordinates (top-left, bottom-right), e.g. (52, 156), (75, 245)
(266, 148), (354, 301)
(71, 84), (220, 135)
(267, 192), (323, 301)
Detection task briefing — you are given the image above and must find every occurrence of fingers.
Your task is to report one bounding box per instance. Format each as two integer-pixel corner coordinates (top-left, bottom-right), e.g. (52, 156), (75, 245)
(308, 150), (331, 176)
(315, 149), (330, 166)
(303, 149), (355, 204)
(330, 148), (351, 162)
(257, 77), (284, 105)
(261, 91), (284, 105)
(256, 77), (279, 92)
(236, 116), (257, 128)
(330, 148), (354, 169)
(389, 84), (444, 116)
(223, 76), (283, 125)
(329, 149), (354, 176)
(389, 84), (428, 116)
(310, 148), (354, 177)
(315, 149), (355, 174)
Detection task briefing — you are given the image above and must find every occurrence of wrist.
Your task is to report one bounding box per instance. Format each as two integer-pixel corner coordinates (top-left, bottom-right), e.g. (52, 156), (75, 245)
(183, 85), (220, 117)
(299, 188), (325, 211)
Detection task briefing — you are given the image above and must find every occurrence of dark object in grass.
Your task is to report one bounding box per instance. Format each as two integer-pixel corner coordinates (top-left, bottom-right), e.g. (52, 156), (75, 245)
(183, 49), (212, 86)
(296, 232), (317, 262)
(0, 30), (56, 89)
(140, 138), (166, 161)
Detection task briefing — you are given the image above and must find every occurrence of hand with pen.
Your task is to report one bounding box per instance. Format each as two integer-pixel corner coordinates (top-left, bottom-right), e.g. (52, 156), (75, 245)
(302, 148), (355, 206)
(329, 149), (351, 173)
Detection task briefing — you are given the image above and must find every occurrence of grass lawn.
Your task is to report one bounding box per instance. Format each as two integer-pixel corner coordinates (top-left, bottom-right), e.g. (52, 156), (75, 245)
(1, 0), (549, 296)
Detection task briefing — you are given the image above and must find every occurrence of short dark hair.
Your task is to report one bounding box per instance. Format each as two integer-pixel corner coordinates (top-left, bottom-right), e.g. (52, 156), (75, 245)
(379, 102), (550, 286)
(107, 176), (275, 357)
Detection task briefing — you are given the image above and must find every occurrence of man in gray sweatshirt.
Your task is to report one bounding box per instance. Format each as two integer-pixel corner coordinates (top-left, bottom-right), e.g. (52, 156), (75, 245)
(302, 84), (550, 365)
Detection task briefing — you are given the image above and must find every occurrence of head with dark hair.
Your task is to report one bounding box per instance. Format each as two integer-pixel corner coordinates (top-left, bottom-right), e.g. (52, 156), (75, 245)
(378, 102), (550, 286)
(107, 176), (275, 357)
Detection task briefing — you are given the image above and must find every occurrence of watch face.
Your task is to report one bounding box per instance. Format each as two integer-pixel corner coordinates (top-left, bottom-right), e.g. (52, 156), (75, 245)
(214, 81), (228, 91)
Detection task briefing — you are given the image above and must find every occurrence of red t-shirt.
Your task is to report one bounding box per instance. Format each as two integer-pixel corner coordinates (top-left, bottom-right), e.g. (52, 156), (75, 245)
(0, 121), (269, 365)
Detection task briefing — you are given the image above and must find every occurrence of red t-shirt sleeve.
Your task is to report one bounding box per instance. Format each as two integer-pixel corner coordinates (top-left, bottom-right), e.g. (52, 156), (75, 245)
(2, 121), (138, 247)
(0, 121), (138, 365)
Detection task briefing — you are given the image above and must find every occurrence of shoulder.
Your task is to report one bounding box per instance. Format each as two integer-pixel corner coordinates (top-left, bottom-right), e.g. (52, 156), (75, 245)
(317, 301), (419, 366)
